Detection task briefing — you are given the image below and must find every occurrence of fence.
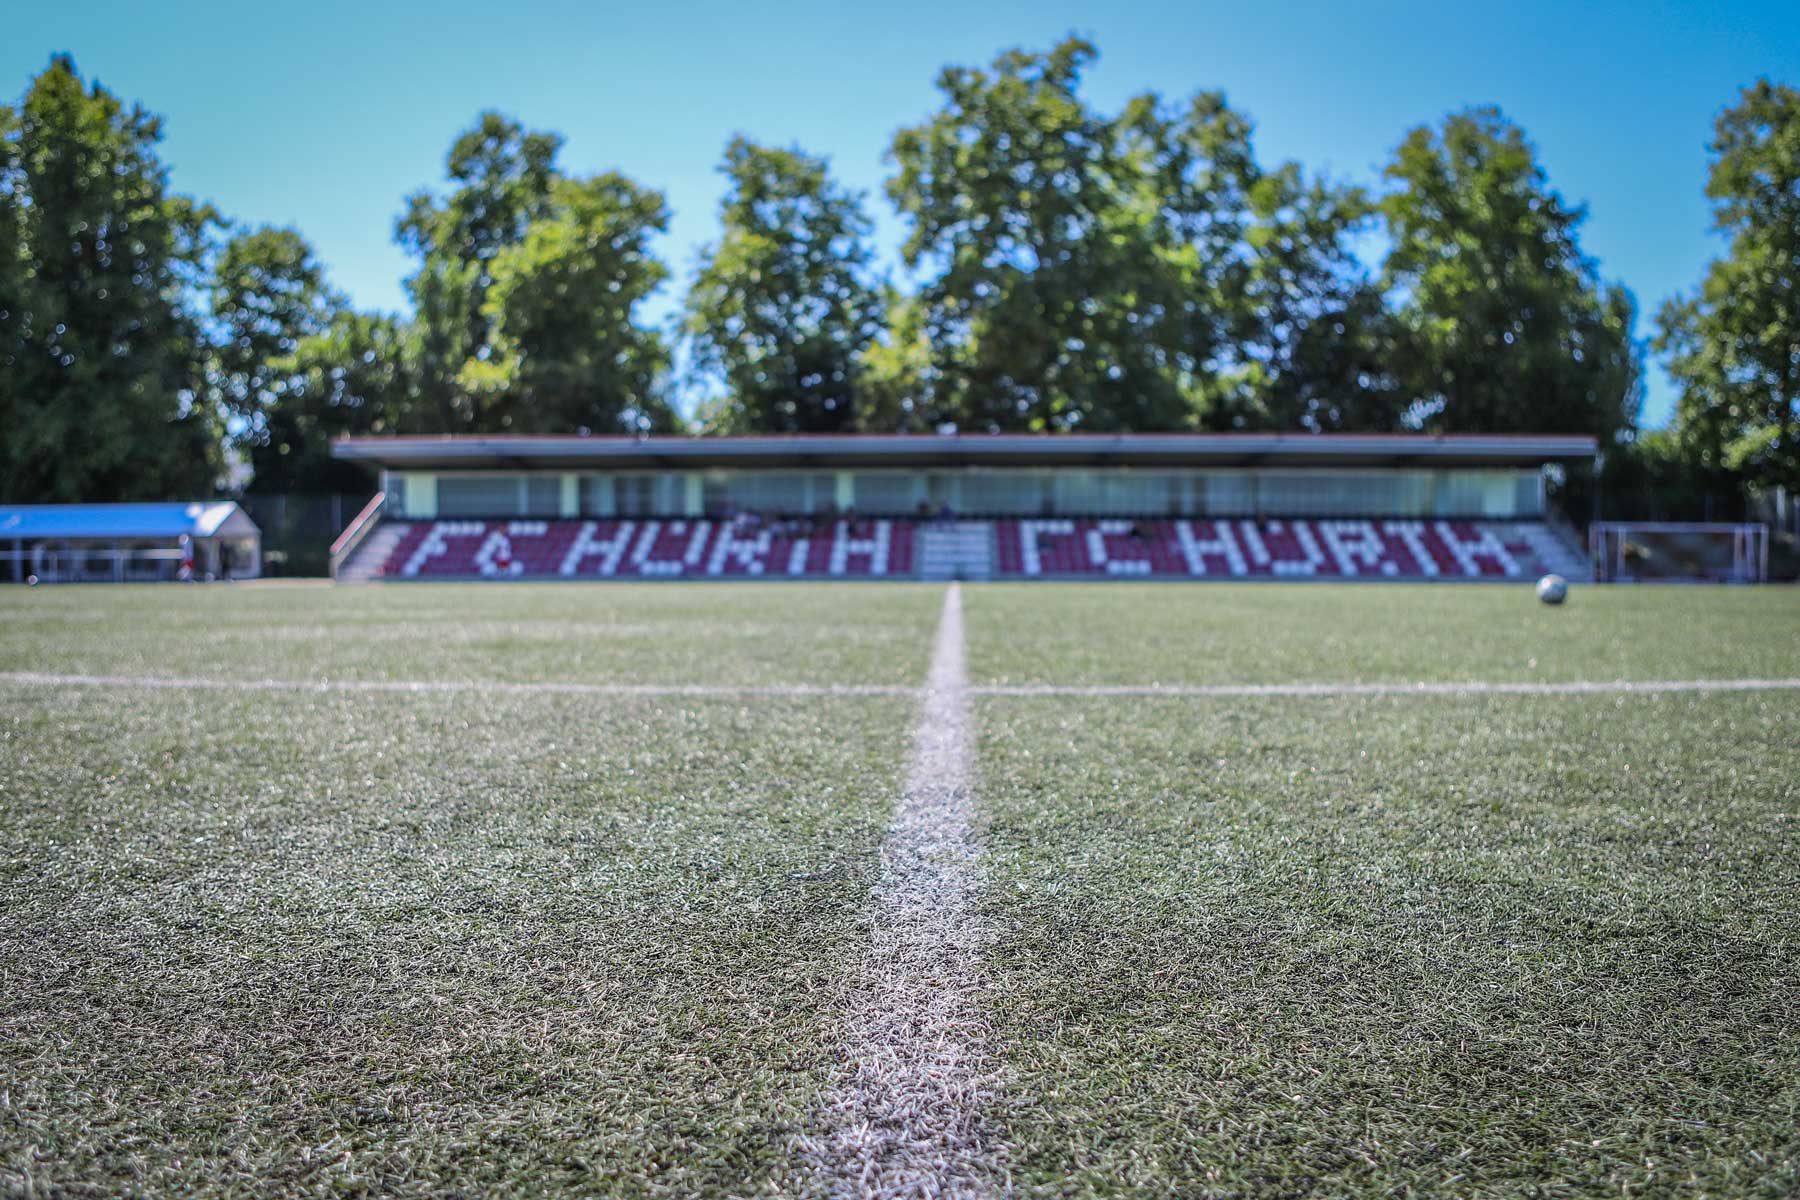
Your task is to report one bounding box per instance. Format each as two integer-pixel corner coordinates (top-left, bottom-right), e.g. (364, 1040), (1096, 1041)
(1749, 487), (1797, 540)
(239, 492), (372, 577)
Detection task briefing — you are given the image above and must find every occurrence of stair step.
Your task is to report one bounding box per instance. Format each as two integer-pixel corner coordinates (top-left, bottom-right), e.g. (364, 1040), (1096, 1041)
(338, 522), (408, 582)
(917, 521), (994, 581)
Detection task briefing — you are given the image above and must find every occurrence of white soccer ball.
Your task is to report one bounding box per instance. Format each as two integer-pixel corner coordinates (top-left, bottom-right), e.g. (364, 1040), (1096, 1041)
(1536, 573), (1568, 605)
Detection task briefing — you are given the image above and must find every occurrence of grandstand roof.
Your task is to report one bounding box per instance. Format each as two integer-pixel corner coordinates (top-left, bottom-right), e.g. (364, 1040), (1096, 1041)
(0, 502), (259, 541)
(332, 432), (1598, 471)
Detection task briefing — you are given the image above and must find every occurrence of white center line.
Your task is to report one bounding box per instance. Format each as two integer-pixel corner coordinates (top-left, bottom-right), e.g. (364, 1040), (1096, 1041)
(798, 582), (1006, 1199)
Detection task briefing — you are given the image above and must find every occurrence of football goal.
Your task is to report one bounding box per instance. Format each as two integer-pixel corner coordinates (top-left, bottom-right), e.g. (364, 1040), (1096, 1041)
(1589, 522), (1769, 583)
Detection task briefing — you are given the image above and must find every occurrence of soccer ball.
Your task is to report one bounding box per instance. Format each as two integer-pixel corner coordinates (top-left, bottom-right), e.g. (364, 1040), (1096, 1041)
(1536, 574), (1568, 605)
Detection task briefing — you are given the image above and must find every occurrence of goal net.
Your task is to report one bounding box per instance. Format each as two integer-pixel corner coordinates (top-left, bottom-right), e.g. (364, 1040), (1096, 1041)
(1589, 522), (1769, 583)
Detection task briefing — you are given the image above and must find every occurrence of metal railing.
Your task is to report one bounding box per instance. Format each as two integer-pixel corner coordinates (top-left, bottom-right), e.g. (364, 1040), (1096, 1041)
(328, 492), (386, 581)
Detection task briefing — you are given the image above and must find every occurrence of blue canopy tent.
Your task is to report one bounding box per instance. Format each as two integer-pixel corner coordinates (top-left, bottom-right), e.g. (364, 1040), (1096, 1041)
(0, 502), (262, 583)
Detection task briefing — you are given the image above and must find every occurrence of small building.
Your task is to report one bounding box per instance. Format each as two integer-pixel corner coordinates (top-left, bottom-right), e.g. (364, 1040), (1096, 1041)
(0, 502), (263, 584)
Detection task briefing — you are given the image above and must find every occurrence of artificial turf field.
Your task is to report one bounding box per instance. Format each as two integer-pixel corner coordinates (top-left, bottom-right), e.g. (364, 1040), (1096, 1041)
(2, 581), (1797, 1197)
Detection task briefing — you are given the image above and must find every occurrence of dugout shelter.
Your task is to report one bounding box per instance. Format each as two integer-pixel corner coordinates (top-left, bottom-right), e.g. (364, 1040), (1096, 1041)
(0, 502), (263, 583)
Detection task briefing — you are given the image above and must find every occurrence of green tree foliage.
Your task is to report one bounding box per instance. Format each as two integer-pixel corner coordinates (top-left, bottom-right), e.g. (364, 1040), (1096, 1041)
(1381, 107), (1640, 443)
(394, 113), (673, 433)
(0, 55), (222, 502)
(1102, 88), (1260, 431)
(854, 290), (938, 431)
(209, 226), (342, 470)
(686, 138), (882, 432)
(459, 173), (675, 432)
(397, 113), (560, 429)
(883, 39), (1393, 435)
(257, 311), (417, 493)
(1655, 79), (1800, 494)
(1, 47), (1702, 507)
(887, 40), (1211, 431)
(1597, 427), (1749, 523)
(1211, 168), (1404, 431)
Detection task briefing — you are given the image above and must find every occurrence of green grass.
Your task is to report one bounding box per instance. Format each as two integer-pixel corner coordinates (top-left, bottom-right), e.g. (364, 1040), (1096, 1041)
(0, 581), (943, 685)
(2, 580), (1797, 1196)
(974, 691), (1800, 1196)
(964, 582), (1800, 685)
(1, 681), (908, 1196)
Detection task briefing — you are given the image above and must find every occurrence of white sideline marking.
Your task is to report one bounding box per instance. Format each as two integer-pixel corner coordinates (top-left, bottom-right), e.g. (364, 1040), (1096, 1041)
(971, 678), (1800, 699)
(5, 672), (1796, 704)
(798, 583), (1005, 1199)
(0, 671), (911, 699)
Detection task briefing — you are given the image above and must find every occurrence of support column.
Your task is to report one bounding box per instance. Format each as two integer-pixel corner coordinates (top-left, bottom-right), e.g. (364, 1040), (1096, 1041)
(410, 474), (438, 519)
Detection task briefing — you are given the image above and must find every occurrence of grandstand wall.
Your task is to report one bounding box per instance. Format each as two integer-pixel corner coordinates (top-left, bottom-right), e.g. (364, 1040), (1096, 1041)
(382, 465), (1543, 522)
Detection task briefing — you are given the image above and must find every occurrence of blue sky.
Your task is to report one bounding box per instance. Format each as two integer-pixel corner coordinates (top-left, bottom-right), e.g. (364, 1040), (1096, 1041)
(9, 1), (1799, 425)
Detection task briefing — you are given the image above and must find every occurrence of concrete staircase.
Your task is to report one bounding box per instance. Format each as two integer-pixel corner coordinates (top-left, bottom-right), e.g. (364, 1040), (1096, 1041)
(917, 521), (994, 581)
(1522, 521), (1592, 582)
(336, 521), (409, 583)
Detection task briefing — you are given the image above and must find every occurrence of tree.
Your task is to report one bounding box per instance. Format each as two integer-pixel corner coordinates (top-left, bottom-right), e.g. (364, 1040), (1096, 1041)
(1107, 88), (1278, 432)
(1595, 426), (1748, 523)
(1656, 79), (1800, 495)
(1210, 167), (1404, 432)
(889, 40), (1231, 432)
(255, 310), (417, 493)
(888, 41), (1329, 433)
(0, 55), (222, 502)
(1381, 107), (1640, 443)
(457, 173), (676, 432)
(854, 290), (938, 432)
(395, 114), (674, 433)
(209, 225), (343, 475)
(397, 112), (561, 430)
(685, 138), (883, 432)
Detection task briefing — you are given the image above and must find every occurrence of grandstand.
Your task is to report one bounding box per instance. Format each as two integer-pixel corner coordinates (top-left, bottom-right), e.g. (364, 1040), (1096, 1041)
(328, 432), (1594, 582)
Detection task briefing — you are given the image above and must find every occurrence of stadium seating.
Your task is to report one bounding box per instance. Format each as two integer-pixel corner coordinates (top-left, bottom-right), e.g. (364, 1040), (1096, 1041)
(357, 516), (1575, 580)
(993, 518), (1557, 579)
(372, 518), (914, 579)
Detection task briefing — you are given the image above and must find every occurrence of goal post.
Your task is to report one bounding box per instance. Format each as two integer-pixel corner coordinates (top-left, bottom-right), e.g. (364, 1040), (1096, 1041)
(1589, 522), (1769, 583)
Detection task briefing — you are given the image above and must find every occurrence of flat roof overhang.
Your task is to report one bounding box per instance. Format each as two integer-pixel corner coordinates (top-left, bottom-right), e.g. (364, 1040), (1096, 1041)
(331, 432), (1599, 472)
